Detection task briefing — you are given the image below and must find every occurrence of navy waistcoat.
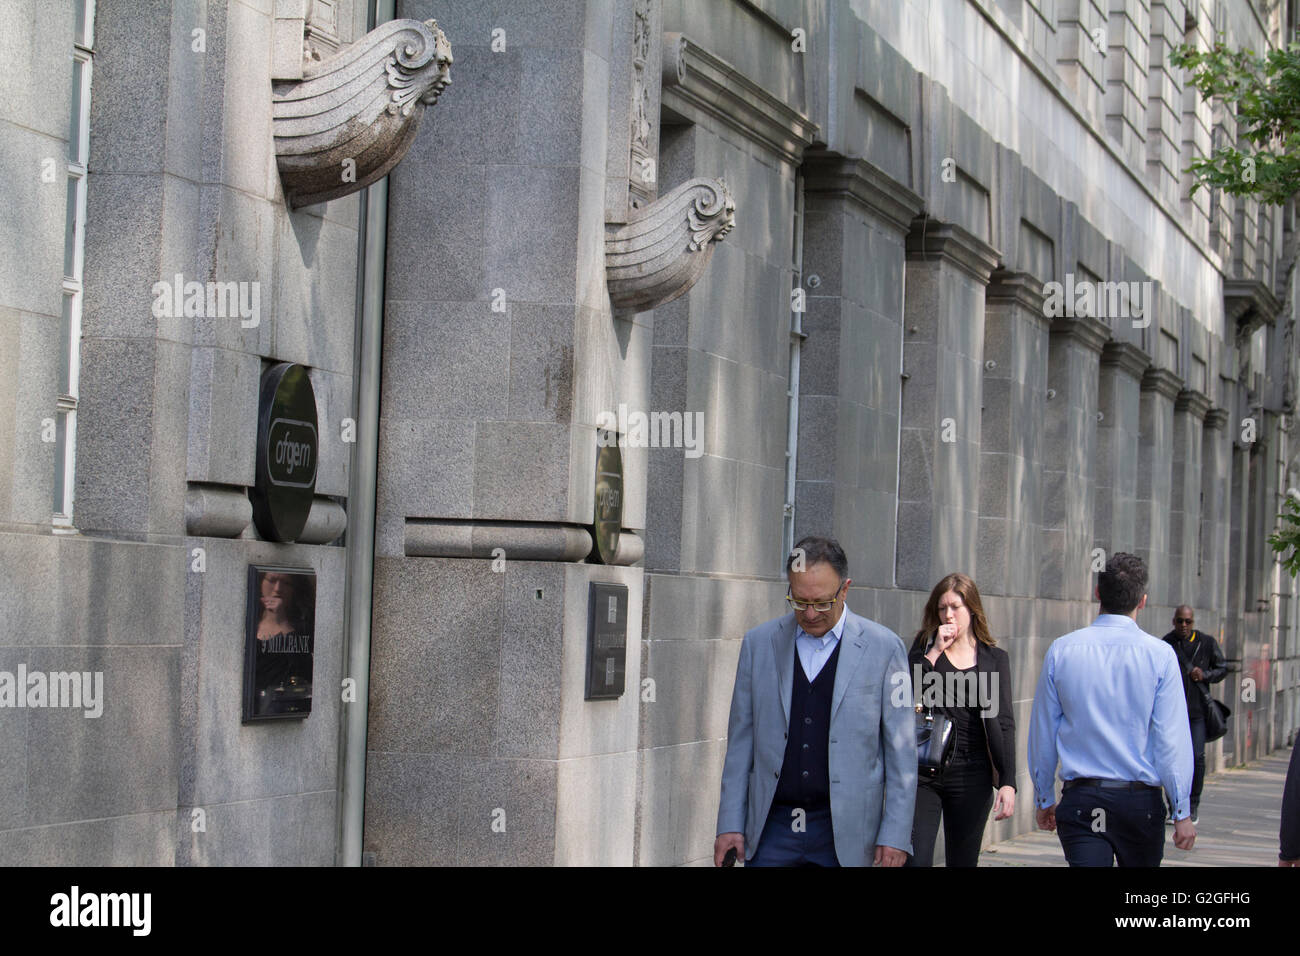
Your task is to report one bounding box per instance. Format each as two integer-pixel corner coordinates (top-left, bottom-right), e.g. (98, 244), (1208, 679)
(772, 639), (840, 813)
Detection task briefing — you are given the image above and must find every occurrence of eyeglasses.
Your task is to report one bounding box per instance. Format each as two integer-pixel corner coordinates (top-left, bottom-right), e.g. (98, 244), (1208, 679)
(1175, 618), (1193, 624)
(786, 586), (843, 613)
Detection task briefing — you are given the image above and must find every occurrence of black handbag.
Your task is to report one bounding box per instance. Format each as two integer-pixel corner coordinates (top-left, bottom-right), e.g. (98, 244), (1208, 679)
(916, 704), (956, 783)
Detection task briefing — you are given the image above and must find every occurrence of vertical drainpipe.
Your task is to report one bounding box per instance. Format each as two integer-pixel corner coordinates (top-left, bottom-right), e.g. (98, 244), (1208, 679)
(892, 247), (907, 589)
(337, 0), (394, 868)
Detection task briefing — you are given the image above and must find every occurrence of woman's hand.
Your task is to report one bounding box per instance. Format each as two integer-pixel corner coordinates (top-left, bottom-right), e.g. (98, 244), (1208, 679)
(992, 786), (1016, 821)
(925, 623), (960, 663)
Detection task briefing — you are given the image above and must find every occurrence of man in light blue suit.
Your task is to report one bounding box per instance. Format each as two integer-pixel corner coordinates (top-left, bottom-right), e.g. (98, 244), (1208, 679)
(714, 536), (917, 866)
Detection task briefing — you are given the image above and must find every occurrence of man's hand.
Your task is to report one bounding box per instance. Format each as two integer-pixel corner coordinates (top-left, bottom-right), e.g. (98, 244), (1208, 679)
(1173, 817), (1196, 850)
(1036, 804), (1057, 831)
(992, 785), (1016, 821)
(1190, 666), (1204, 682)
(714, 832), (744, 867)
(873, 845), (907, 867)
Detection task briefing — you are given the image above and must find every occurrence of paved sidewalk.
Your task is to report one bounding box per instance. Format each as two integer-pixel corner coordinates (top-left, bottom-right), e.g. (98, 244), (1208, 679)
(980, 748), (1292, 866)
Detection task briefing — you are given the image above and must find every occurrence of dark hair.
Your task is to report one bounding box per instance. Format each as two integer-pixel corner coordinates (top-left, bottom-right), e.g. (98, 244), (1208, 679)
(1098, 552), (1147, 614)
(786, 535), (848, 580)
(911, 572), (996, 653)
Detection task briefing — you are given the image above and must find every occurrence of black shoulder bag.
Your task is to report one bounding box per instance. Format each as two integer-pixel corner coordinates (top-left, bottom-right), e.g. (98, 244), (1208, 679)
(1188, 637), (1232, 742)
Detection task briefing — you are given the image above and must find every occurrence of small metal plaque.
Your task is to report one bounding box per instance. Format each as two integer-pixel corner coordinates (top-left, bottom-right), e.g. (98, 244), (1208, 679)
(585, 582), (628, 700)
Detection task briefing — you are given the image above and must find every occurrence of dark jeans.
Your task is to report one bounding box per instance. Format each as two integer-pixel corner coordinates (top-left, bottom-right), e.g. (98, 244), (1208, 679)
(1057, 783), (1164, 867)
(906, 757), (994, 867)
(747, 805), (839, 867)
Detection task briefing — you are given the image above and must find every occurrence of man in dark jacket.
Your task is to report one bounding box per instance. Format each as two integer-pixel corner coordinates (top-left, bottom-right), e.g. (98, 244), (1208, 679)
(1162, 606), (1227, 824)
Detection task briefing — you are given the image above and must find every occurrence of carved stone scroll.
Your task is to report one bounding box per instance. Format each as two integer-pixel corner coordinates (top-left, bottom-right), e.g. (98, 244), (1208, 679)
(605, 177), (735, 314)
(272, 18), (452, 209)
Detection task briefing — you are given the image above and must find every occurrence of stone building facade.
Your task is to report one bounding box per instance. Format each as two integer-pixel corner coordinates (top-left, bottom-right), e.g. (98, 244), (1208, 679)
(0, 0), (1297, 865)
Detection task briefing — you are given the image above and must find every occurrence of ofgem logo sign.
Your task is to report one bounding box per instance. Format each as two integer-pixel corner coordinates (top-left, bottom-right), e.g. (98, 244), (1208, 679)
(266, 418), (318, 488)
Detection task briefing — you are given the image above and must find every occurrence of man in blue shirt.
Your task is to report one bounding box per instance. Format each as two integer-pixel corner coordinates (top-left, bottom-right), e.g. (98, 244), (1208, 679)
(1028, 552), (1196, 865)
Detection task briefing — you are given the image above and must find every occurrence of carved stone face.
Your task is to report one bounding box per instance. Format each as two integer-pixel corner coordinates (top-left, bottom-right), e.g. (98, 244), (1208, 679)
(706, 182), (736, 244)
(419, 20), (454, 106)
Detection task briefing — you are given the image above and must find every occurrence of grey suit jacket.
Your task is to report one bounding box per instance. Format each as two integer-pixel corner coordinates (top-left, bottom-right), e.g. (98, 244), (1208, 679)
(716, 607), (917, 866)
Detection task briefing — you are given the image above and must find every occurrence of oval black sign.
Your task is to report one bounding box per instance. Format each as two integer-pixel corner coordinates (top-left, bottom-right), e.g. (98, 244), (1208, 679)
(252, 363), (318, 542)
(593, 431), (623, 564)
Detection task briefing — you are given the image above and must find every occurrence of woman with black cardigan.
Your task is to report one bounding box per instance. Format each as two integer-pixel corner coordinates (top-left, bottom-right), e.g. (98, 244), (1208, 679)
(905, 572), (1016, 867)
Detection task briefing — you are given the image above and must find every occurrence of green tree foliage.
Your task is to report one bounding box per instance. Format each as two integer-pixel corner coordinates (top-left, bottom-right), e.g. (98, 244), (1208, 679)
(1170, 38), (1300, 205)
(1269, 494), (1300, 576)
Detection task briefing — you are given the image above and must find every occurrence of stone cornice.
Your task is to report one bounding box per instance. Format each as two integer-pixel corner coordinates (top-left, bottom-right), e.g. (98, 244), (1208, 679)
(986, 270), (1047, 318)
(1049, 314), (1110, 354)
(1224, 278), (1283, 334)
(1140, 366), (1184, 401)
(1204, 406), (1230, 430)
(1099, 340), (1150, 380)
(905, 217), (1001, 284)
(801, 152), (923, 235)
(661, 33), (819, 167)
(1175, 388), (1213, 421)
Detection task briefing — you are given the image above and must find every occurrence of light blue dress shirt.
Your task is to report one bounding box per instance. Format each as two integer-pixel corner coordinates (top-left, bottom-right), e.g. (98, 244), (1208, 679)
(795, 605), (847, 681)
(1028, 613), (1195, 820)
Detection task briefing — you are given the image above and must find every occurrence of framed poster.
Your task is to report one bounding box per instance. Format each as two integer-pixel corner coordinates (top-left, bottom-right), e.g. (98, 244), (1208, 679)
(243, 565), (316, 722)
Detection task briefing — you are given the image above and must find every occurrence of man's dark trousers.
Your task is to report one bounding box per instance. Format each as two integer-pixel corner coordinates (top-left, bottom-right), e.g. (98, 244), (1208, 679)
(1057, 782), (1165, 866)
(1164, 715), (1207, 818)
(747, 806), (839, 866)
(1190, 717), (1207, 811)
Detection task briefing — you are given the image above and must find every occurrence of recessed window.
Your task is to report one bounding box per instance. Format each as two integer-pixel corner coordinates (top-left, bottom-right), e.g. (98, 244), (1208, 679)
(55, 1), (94, 529)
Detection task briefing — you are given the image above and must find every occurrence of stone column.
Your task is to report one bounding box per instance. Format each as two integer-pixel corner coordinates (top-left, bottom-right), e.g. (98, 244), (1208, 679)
(978, 271), (1049, 597)
(1039, 315), (1108, 601)
(1171, 388), (1211, 604)
(797, 155), (922, 587)
(1136, 367), (1183, 605)
(1095, 341), (1149, 557)
(896, 219), (1000, 590)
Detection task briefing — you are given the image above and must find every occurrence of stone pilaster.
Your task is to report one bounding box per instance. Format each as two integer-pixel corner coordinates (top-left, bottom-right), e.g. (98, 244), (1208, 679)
(1039, 315), (1109, 600)
(1146, 0), (1183, 204)
(1136, 366), (1184, 604)
(1095, 341), (1149, 558)
(797, 154), (923, 587)
(1104, 0), (1149, 170)
(896, 218), (1000, 590)
(979, 271), (1049, 597)
(1201, 406), (1231, 613)
(1171, 388), (1212, 604)
(1056, 0), (1108, 120)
